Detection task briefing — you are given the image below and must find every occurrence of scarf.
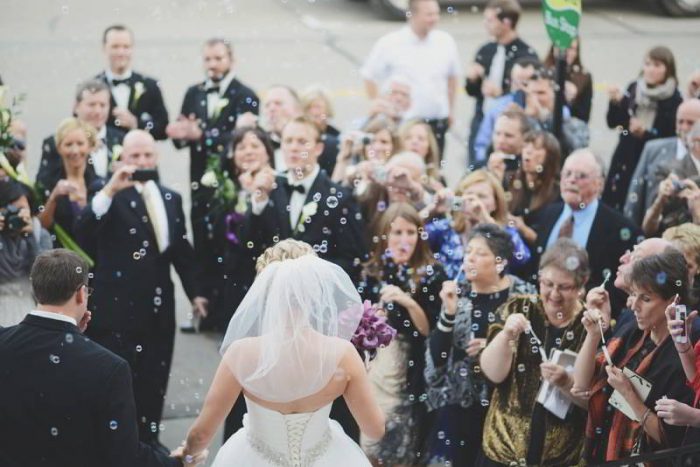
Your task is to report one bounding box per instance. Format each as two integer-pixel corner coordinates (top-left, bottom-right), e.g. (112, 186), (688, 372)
(634, 77), (677, 131)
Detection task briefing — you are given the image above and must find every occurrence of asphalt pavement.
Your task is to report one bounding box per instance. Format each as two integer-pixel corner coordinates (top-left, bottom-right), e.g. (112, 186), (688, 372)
(2, 0), (699, 463)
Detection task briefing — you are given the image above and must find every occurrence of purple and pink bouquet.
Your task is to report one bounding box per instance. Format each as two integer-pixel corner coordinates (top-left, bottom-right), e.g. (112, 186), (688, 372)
(351, 300), (397, 362)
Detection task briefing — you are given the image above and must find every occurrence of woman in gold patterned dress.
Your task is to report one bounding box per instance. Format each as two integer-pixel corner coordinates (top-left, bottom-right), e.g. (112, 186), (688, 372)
(477, 239), (590, 466)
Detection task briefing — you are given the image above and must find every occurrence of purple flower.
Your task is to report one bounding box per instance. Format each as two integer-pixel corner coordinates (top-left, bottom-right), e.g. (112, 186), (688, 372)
(351, 300), (397, 361)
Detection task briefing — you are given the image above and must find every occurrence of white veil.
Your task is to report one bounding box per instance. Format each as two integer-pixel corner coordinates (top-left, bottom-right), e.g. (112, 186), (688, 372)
(220, 255), (363, 402)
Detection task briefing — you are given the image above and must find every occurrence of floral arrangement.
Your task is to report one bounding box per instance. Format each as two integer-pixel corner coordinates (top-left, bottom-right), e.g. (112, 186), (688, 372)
(351, 300), (397, 362)
(198, 153), (247, 244)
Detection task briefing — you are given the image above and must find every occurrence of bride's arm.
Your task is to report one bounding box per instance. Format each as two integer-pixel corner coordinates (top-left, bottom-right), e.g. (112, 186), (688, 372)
(183, 359), (242, 458)
(342, 344), (386, 440)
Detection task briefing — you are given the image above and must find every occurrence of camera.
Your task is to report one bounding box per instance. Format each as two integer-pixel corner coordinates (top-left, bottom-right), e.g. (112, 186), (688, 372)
(341, 131), (374, 146)
(448, 196), (464, 212)
(1, 205), (28, 233)
(373, 166), (388, 183)
(130, 169), (159, 182)
(675, 304), (688, 344)
(672, 179), (688, 194)
(502, 154), (520, 171)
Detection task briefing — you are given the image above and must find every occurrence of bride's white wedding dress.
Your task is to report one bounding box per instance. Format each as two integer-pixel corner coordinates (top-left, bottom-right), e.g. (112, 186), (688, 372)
(212, 397), (370, 466)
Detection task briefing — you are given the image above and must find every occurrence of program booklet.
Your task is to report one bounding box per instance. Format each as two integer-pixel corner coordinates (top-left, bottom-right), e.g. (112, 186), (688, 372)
(536, 348), (578, 419)
(608, 367), (652, 421)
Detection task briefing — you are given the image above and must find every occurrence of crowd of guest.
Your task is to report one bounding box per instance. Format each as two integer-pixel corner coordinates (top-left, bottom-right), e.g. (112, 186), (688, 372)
(2, 0), (700, 465)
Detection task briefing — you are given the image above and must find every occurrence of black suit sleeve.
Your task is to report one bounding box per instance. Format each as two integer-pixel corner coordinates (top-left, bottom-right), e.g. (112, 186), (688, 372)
(170, 193), (201, 300)
(137, 78), (169, 141)
(465, 44), (489, 98)
(171, 87), (197, 150)
(239, 201), (277, 259)
(35, 136), (61, 194)
(98, 360), (179, 467)
(330, 193), (367, 279)
(607, 82), (634, 129)
(74, 180), (111, 251)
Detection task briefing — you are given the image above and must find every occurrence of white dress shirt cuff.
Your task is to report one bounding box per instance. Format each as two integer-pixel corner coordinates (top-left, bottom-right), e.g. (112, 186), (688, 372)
(91, 190), (113, 218)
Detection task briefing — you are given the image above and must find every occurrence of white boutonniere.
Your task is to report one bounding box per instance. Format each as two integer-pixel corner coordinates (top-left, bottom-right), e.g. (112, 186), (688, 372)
(295, 201), (318, 233)
(200, 170), (218, 188)
(212, 97), (229, 120)
(133, 82), (146, 105)
(110, 144), (123, 163)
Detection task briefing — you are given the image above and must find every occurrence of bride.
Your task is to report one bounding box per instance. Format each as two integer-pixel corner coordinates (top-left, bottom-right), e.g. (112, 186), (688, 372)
(176, 240), (385, 466)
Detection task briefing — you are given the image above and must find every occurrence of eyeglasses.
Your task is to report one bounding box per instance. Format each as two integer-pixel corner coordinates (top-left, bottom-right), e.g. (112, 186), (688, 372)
(76, 284), (94, 297)
(561, 170), (594, 181)
(539, 278), (578, 294)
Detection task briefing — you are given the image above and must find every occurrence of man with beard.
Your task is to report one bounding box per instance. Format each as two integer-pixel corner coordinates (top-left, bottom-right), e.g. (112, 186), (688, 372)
(167, 38), (259, 331)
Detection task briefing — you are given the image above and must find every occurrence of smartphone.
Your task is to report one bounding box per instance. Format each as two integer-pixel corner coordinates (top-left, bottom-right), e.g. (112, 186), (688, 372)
(675, 304), (688, 344)
(672, 179), (687, 194)
(130, 169), (159, 182)
(503, 154), (519, 171)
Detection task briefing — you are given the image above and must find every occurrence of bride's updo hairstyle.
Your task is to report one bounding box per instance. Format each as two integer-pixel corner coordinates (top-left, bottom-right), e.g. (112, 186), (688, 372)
(255, 239), (317, 274)
(221, 246), (363, 402)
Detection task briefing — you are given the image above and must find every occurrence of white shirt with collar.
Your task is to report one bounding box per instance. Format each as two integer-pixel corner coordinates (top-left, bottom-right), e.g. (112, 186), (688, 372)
(251, 165), (320, 230)
(91, 125), (109, 178)
(91, 180), (170, 252)
(205, 70), (236, 120)
(546, 199), (599, 249)
(29, 310), (78, 326)
(361, 26), (461, 120)
(105, 69), (133, 109)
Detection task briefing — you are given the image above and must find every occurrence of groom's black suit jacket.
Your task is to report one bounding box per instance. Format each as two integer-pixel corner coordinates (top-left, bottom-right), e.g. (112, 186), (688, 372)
(0, 315), (179, 467)
(240, 169), (367, 280)
(75, 182), (200, 335)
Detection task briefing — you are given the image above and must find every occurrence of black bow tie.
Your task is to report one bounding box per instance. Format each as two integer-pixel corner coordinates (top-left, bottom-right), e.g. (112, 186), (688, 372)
(283, 181), (306, 195)
(111, 78), (130, 86)
(205, 86), (220, 94)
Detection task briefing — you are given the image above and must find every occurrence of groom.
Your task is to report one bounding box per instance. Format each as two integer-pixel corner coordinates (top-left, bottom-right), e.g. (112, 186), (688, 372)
(0, 249), (183, 466)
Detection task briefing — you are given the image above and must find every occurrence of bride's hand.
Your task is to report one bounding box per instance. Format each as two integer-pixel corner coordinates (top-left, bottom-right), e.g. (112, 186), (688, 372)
(171, 444), (209, 466)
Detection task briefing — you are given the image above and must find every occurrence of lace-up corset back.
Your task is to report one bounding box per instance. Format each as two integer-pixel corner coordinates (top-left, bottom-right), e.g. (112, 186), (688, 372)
(244, 397), (333, 467)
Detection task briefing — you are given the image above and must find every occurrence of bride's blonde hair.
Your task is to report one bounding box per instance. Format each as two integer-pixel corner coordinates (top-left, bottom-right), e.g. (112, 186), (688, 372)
(255, 239), (317, 274)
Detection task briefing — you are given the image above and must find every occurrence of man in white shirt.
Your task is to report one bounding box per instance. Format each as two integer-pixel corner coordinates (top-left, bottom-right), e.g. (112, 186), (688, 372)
(75, 130), (207, 448)
(361, 0), (460, 154)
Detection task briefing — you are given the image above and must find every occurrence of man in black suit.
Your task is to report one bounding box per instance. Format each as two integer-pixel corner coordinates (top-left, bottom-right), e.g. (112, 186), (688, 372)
(35, 79), (125, 194)
(74, 130), (207, 447)
(0, 249), (188, 467)
(527, 148), (643, 314)
(166, 38), (259, 330)
(96, 25), (169, 140)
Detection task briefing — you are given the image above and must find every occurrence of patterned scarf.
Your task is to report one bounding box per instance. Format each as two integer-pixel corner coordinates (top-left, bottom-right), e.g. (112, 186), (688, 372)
(634, 77), (677, 131)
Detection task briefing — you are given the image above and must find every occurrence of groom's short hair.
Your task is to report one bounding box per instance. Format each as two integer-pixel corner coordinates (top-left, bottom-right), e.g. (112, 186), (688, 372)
(30, 249), (89, 305)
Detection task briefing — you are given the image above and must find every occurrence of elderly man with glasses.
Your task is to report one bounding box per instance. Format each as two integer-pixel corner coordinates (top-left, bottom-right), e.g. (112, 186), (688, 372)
(522, 148), (642, 315)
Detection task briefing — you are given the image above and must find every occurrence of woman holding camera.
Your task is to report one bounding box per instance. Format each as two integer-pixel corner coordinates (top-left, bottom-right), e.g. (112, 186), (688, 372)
(0, 179), (52, 327)
(38, 118), (96, 249)
(573, 248), (694, 463)
(423, 224), (536, 466)
(424, 170), (530, 279)
(331, 115), (399, 186)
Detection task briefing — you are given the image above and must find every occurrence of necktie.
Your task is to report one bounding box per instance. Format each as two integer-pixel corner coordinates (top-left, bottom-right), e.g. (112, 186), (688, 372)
(142, 182), (165, 253)
(558, 215), (574, 239)
(111, 78), (130, 86)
